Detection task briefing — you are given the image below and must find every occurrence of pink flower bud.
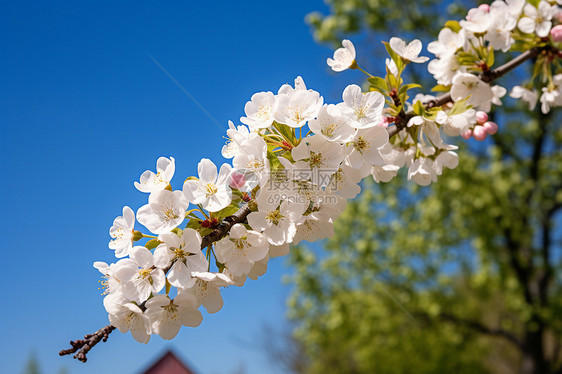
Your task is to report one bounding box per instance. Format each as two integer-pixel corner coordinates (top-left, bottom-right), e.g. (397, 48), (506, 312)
(229, 171), (246, 189)
(478, 4), (490, 12)
(461, 129), (472, 140)
(475, 111), (488, 124)
(472, 125), (488, 141)
(378, 117), (389, 128)
(551, 25), (562, 43)
(483, 121), (498, 135)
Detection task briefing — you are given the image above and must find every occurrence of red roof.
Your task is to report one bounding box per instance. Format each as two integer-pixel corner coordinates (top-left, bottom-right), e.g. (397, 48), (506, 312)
(141, 350), (197, 374)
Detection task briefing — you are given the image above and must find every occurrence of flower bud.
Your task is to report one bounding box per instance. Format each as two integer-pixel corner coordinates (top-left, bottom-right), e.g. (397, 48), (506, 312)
(378, 116), (390, 128)
(475, 111), (488, 124)
(229, 171), (246, 190)
(551, 25), (562, 43)
(472, 125), (488, 141)
(461, 129), (472, 140)
(483, 121), (498, 135)
(478, 4), (490, 12)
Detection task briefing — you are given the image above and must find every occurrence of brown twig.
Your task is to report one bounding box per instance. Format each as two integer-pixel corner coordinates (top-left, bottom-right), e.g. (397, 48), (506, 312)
(59, 325), (116, 362)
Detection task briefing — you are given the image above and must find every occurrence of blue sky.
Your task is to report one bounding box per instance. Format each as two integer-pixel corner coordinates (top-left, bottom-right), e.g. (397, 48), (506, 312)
(0, 1), (370, 373)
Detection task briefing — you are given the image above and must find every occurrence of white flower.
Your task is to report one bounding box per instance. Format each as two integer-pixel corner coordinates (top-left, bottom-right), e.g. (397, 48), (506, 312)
(144, 293), (203, 340)
(215, 224), (269, 276)
(293, 210), (335, 245)
(114, 246), (166, 304)
(134, 157), (175, 193)
(308, 104), (354, 142)
(326, 165), (363, 199)
(247, 189), (305, 245)
(187, 272), (233, 314)
(485, 5), (517, 52)
(136, 190), (188, 234)
(291, 135), (345, 186)
(108, 206), (136, 258)
(344, 126), (389, 173)
(408, 158), (437, 186)
(371, 143), (406, 183)
(232, 135), (270, 187)
(427, 28), (465, 58)
(427, 53), (462, 86)
(337, 84), (385, 129)
(103, 294), (151, 343)
(274, 89), (323, 128)
(434, 148), (459, 175)
(389, 37), (429, 63)
(278, 76), (308, 96)
(240, 92), (276, 129)
(385, 58), (398, 75)
(460, 8), (491, 34)
(510, 86), (538, 110)
(435, 108), (476, 136)
(183, 159), (232, 212)
(327, 39), (356, 72)
(221, 121), (252, 159)
(491, 85), (507, 106)
(518, 1), (557, 37)
(154, 229), (208, 289)
(94, 260), (134, 296)
(451, 73), (493, 110)
(540, 87), (561, 113)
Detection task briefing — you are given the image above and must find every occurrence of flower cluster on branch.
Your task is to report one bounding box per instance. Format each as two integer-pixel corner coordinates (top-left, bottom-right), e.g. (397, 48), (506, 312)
(60, 0), (562, 362)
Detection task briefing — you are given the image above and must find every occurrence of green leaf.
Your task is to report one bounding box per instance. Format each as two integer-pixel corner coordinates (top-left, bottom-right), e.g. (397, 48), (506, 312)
(398, 83), (422, 96)
(273, 121), (296, 144)
(382, 41), (404, 71)
(444, 20), (461, 33)
(145, 239), (162, 250)
(171, 227), (183, 236)
(214, 203), (240, 221)
(267, 150), (282, 172)
(448, 96), (472, 116)
(368, 76), (388, 92)
(186, 219), (201, 230)
(431, 84), (451, 92)
(387, 72), (398, 90)
(413, 100), (425, 116)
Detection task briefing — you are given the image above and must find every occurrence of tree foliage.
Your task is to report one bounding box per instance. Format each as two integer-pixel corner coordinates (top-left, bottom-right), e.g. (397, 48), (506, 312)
(285, 1), (562, 373)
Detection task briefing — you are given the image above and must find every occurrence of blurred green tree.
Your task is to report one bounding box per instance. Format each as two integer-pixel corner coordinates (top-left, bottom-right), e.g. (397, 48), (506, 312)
(285, 1), (562, 373)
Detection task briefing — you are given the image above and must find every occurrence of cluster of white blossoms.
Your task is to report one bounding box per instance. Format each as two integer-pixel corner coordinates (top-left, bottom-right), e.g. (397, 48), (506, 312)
(92, 0), (561, 344)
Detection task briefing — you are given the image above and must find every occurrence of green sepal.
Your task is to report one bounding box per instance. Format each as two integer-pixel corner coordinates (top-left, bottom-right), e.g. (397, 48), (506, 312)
(132, 230), (144, 242)
(487, 45), (495, 68)
(145, 239), (162, 250)
(165, 278), (171, 294)
(216, 259), (226, 273)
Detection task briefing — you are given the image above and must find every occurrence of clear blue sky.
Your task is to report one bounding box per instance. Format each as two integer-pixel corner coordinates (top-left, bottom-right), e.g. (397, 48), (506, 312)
(0, 1), (369, 373)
